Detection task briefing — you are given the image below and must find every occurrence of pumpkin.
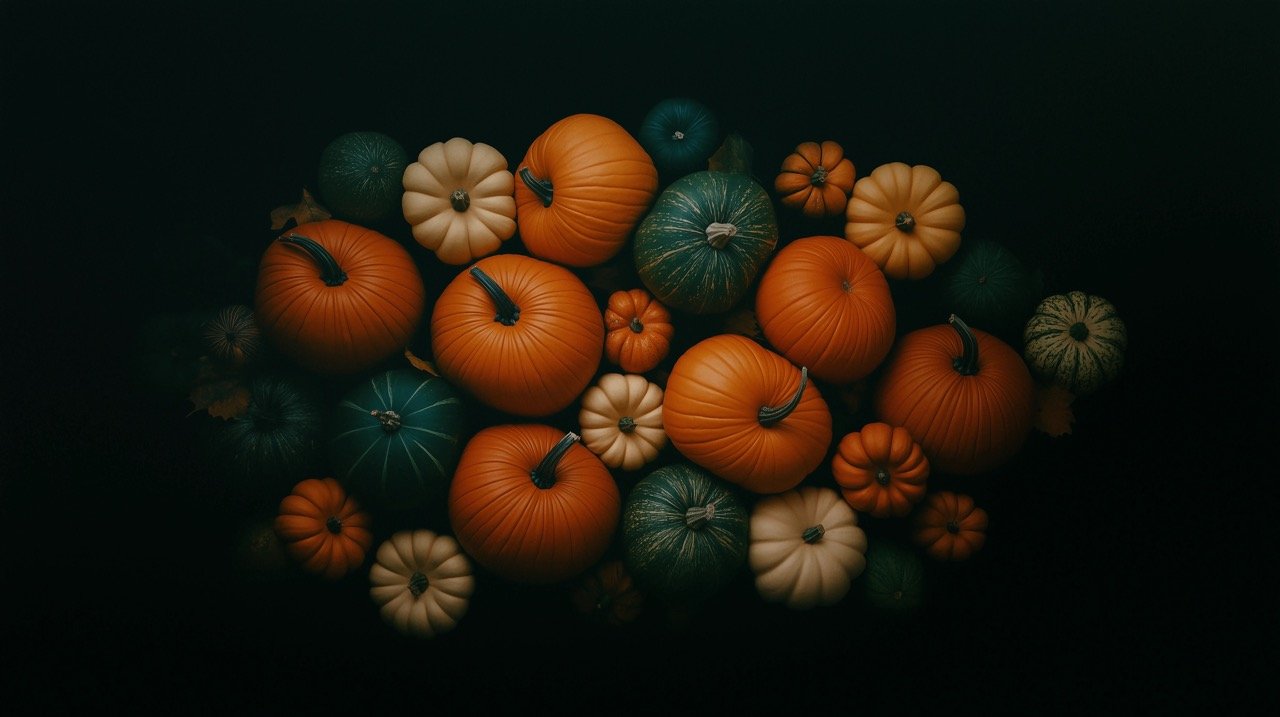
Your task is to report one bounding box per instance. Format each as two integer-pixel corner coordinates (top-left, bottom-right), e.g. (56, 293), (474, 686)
(774, 141), (856, 218)
(912, 491), (988, 561)
(940, 239), (1041, 335)
(873, 315), (1035, 475)
(514, 113), (659, 267)
(754, 235), (896, 384)
(634, 170), (779, 315)
(604, 288), (673, 374)
(748, 486), (868, 610)
(328, 369), (464, 511)
(844, 162), (966, 280)
(859, 539), (926, 613)
(448, 425), (620, 585)
(621, 463), (750, 606)
(831, 422), (930, 518)
(569, 560), (645, 626)
(402, 137), (517, 266)
(233, 515), (289, 578)
(318, 130), (409, 223)
(663, 334), (832, 494)
(369, 529), (475, 638)
(578, 373), (666, 471)
(274, 477), (373, 580)
(430, 253), (604, 417)
(201, 304), (261, 367)
(254, 220), (425, 377)
(636, 97), (721, 178)
(1023, 290), (1127, 396)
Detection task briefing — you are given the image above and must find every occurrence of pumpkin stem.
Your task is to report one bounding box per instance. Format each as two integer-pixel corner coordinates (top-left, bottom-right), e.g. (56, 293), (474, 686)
(685, 502), (717, 530)
(758, 366), (809, 426)
(672, 130), (686, 140)
(450, 188), (471, 212)
(325, 516), (343, 534)
(946, 521), (961, 534)
(948, 314), (980, 376)
(875, 468), (891, 486)
(810, 166), (828, 186)
(629, 317), (644, 333)
(519, 167), (554, 207)
(1069, 321), (1090, 341)
(408, 571), (429, 597)
(371, 409), (402, 432)
(803, 524), (825, 543)
(705, 222), (738, 249)
(894, 211), (916, 232)
(531, 431), (580, 489)
(617, 417), (636, 434)
(469, 266), (521, 326)
(279, 234), (348, 286)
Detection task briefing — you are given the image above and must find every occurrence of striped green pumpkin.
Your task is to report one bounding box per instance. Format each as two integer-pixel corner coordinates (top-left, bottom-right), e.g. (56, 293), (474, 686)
(633, 171), (778, 315)
(317, 130), (409, 223)
(621, 463), (750, 606)
(1023, 291), (1127, 395)
(859, 539), (925, 614)
(329, 369), (463, 511)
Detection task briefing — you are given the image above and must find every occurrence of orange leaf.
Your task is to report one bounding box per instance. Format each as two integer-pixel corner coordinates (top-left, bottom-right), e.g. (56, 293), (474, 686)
(405, 347), (439, 376)
(1034, 383), (1075, 437)
(269, 188), (331, 231)
(188, 357), (251, 419)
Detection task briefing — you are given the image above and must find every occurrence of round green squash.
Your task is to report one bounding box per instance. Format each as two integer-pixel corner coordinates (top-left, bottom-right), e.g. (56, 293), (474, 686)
(633, 171), (778, 315)
(329, 369), (464, 511)
(637, 97), (721, 178)
(317, 130), (409, 223)
(621, 462), (750, 606)
(859, 539), (926, 614)
(132, 311), (206, 401)
(940, 239), (1041, 335)
(1023, 290), (1127, 395)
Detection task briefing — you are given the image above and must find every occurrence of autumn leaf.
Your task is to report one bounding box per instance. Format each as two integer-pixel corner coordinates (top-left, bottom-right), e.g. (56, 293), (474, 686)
(269, 188), (331, 231)
(708, 132), (755, 176)
(188, 357), (251, 419)
(1034, 383), (1075, 437)
(405, 347), (439, 376)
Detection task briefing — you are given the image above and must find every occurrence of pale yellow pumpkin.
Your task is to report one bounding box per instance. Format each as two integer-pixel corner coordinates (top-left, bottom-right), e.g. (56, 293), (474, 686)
(578, 373), (666, 471)
(402, 137), (517, 265)
(748, 486), (868, 610)
(369, 529), (475, 638)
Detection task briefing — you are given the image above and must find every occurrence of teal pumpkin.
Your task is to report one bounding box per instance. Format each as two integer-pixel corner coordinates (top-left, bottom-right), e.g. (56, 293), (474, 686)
(637, 98), (721, 178)
(317, 131), (409, 223)
(621, 463), (750, 606)
(859, 540), (926, 613)
(633, 171), (778, 315)
(940, 239), (1041, 335)
(329, 369), (464, 511)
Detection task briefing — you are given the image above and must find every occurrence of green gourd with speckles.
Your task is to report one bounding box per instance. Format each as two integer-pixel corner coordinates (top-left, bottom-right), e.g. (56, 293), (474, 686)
(1023, 290), (1127, 396)
(318, 131), (409, 223)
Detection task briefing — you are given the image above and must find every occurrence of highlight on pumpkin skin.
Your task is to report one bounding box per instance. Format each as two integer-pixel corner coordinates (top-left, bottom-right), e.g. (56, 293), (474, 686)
(844, 162), (965, 280)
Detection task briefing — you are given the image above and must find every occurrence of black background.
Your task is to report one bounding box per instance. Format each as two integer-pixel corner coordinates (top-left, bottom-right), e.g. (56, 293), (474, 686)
(2, 0), (1277, 712)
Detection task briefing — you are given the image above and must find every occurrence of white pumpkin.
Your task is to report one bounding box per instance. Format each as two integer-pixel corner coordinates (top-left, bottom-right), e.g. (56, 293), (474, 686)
(578, 373), (666, 471)
(748, 486), (868, 610)
(369, 529), (475, 638)
(402, 137), (517, 265)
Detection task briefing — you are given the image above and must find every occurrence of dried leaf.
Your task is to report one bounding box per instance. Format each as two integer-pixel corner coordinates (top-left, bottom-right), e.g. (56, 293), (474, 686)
(1034, 383), (1075, 437)
(188, 357), (251, 419)
(269, 188), (331, 231)
(405, 347), (439, 376)
(708, 132), (755, 175)
(723, 307), (766, 344)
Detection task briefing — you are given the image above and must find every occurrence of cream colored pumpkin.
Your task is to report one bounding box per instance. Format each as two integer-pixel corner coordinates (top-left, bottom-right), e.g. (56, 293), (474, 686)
(748, 486), (868, 610)
(578, 373), (666, 471)
(402, 137), (517, 265)
(1023, 290), (1127, 396)
(369, 529), (475, 638)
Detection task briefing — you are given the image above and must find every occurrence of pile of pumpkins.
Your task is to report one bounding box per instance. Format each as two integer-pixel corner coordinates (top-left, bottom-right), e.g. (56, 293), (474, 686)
(155, 99), (1129, 638)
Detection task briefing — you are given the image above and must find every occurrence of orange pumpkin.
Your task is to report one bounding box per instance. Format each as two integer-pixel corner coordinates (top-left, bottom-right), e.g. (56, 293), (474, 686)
(912, 491), (988, 561)
(254, 219), (425, 376)
(873, 315), (1035, 475)
(274, 477), (373, 580)
(844, 162), (966, 280)
(604, 288), (673, 374)
(754, 236), (896, 384)
(430, 253), (604, 417)
(831, 422), (929, 518)
(514, 113), (659, 267)
(663, 334), (832, 494)
(448, 425), (621, 585)
(774, 141), (856, 217)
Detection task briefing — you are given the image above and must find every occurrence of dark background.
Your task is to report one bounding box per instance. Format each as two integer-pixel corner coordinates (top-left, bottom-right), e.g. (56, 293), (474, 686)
(2, 0), (1276, 711)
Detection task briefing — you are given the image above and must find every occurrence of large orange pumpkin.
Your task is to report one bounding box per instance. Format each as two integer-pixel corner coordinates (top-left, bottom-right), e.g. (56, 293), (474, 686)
(514, 113), (659, 267)
(844, 162), (965, 280)
(448, 425), (621, 585)
(872, 315), (1035, 475)
(430, 253), (604, 417)
(755, 235), (896, 384)
(663, 334), (832, 494)
(254, 220), (425, 376)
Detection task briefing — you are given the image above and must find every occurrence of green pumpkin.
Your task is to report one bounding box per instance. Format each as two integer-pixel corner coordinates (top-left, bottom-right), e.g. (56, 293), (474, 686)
(317, 130), (409, 223)
(1023, 290), (1127, 396)
(637, 97), (721, 179)
(329, 369), (463, 512)
(859, 539), (926, 613)
(940, 239), (1041, 335)
(634, 171), (778, 315)
(132, 311), (206, 401)
(621, 462), (750, 606)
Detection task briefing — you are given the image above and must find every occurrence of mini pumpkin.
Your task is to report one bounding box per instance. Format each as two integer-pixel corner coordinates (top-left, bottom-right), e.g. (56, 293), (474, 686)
(569, 560), (645, 626)
(844, 162), (966, 280)
(369, 529), (475, 638)
(604, 288), (673, 374)
(274, 477), (373, 580)
(402, 137), (517, 266)
(774, 141), (856, 218)
(578, 373), (667, 472)
(831, 422), (930, 518)
(1023, 290), (1127, 396)
(912, 491), (988, 561)
(201, 304), (261, 367)
(748, 486), (868, 610)
(637, 97), (722, 178)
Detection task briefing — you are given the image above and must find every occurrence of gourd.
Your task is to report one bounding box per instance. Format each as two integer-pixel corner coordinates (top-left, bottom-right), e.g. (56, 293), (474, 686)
(774, 141), (856, 217)
(844, 162), (966, 280)
(939, 239), (1040, 335)
(274, 477), (373, 580)
(1023, 290), (1127, 395)
(318, 130), (409, 223)
(748, 486), (868, 609)
(604, 288), (673, 374)
(912, 491), (988, 561)
(636, 97), (721, 178)
(402, 137), (517, 265)
(369, 529), (475, 638)
(578, 373), (667, 471)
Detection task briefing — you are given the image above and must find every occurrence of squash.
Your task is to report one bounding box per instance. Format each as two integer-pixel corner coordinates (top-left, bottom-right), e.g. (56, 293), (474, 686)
(578, 373), (667, 471)
(873, 315), (1035, 475)
(663, 334), (832, 494)
(634, 170), (779, 315)
(621, 463), (749, 606)
(318, 130), (409, 223)
(201, 304), (261, 367)
(569, 560), (645, 626)
(774, 141), (856, 218)
(254, 220), (425, 377)
(369, 529), (475, 638)
(844, 162), (965, 280)
(274, 477), (373, 580)
(940, 239), (1040, 335)
(402, 137), (517, 266)
(448, 425), (620, 585)
(233, 514), (289, 579)
(430, 253), (604, 417)
(830, 422), (930, 518)
(754, 235), (896, 384)
(859, 539), (926, 613)
(133, 311), (205, 400)
(1023, 290), (1127, 396)
(637, 97), (721, 178)
(912, 491), (988, 561)
(328, 369), (464, 512)
(514, 113), (659, 267)
(748, 486), (868, 610)
(604, 288), (673, 374)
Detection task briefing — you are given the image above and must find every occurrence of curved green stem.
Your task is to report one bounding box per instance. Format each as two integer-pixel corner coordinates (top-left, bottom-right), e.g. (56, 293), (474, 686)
(519, 167), (554, 207)
(279, 234), (348, 286)
(531, 432), (580, 489)
(759, 366), (808, 426)
(469, 266), (521, 326)
(949, 314), (980, 376)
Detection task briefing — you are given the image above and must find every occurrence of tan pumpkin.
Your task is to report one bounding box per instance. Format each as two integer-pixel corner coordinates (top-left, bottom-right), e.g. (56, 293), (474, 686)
(748, 486), (868, 610)
(369, 529), (475, 638)
(402, 137), (517, 265)
(844, 162), (966, 280)
(578, 373), (666, 471)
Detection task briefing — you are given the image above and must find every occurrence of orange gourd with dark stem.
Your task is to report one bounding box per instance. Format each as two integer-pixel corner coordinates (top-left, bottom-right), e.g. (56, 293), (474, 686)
(774, 141), (856, 217)
(831, 422), (930, 518)
(604, 288), (673, 374)
(274, 477), (373, 580)
(912, 491), (988, 561)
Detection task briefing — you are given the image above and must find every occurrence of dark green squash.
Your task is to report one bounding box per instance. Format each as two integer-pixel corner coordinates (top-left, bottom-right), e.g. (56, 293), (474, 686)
(637, 97), (721, 179)
(859, 539), (926, 614)
(132, 311), (206, 401)
(634, 171), (778, 315)
(621, 462), (749, 606)
(940, 239), (1041, 335)
(329, 369), (463, 512)
(317, 130), (409, 223)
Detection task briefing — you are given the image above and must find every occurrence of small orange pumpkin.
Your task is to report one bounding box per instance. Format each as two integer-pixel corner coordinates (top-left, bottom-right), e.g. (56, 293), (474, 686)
(844, 162), (965, 280)
(570, 560), (645, 626)
(831, 423), (929, 518)
(912, 491), (988, 561)
(604, 289), (673, 374)
(774, 141), (856, 217)
(274, 477), (373, 580)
